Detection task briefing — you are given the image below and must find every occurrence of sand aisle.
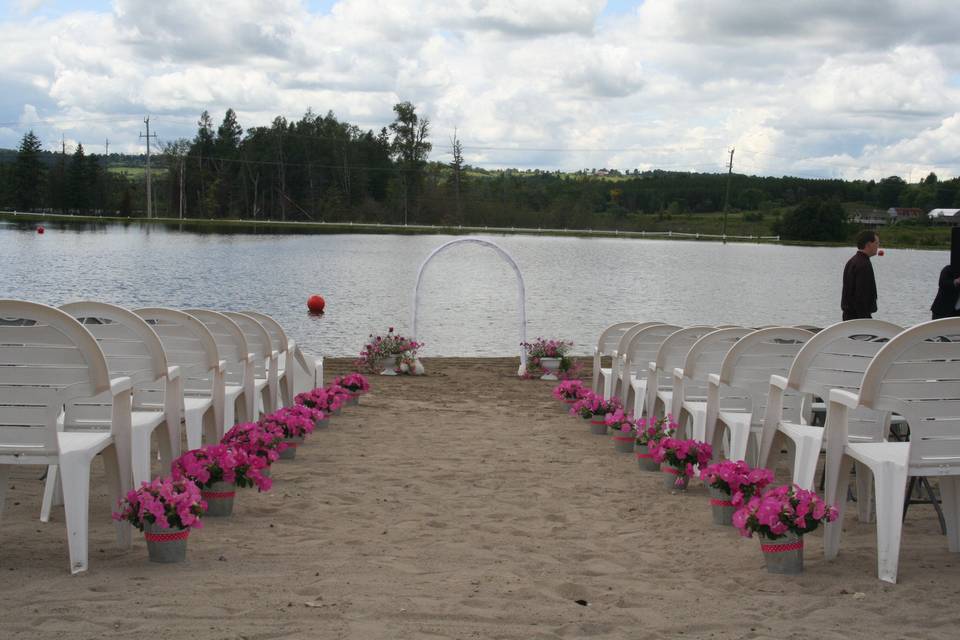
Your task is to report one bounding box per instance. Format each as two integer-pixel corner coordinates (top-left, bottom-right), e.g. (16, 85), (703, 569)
(1, 358), (957, 639)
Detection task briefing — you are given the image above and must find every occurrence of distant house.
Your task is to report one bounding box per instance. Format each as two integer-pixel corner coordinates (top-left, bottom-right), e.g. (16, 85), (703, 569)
(928, 208), (960, 225)
(887, 207), (924, 221)
(851, 208), (893, 225)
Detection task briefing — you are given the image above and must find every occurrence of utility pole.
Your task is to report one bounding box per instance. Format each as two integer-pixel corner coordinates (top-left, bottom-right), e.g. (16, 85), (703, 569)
(105, 138), (109, 156)
(721, 147), (735, 243)
(140, 116), (157, 219)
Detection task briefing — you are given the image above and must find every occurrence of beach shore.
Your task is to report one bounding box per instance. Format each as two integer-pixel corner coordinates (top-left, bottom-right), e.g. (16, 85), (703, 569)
(0, 357), (955, 639)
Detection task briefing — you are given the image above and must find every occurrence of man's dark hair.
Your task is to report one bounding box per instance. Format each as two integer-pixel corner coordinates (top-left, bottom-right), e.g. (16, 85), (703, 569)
(856, 229), (878, 250)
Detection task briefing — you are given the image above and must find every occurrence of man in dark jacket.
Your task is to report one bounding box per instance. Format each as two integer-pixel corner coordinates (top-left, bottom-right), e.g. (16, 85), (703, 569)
(841, 230), (879, 320)
(930, 227), (960, 319)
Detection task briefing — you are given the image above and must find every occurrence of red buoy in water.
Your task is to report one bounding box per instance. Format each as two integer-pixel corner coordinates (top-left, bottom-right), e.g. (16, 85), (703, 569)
(877, 249), (885, 257)
(37, 226), (45, 234)
(307, 295), (326, 314)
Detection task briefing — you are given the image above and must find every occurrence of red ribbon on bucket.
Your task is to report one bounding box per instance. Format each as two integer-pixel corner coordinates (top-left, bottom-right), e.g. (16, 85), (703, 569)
(144, 529), (190, 542)
(761, 539), (803, 553)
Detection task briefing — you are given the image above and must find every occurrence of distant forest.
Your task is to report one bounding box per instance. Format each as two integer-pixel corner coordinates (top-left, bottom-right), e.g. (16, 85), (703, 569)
(2, 104), (959, 238)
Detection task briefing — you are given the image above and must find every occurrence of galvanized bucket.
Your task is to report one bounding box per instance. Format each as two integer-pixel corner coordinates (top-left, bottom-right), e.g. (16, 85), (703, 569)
(589, 418), (607, 435)
(761, 533), (804, 575)
(635, 442), (660, 472)
(611, 430), (635, 453)
(347, 393), (360, 406)
(314, 416), (330, 430)
(709, 486), (736, 526)
(201, 480), (235, 517)
(144, 522), (190, 563)
(661, 465), (689, 491)
(279, 436), (305, 460)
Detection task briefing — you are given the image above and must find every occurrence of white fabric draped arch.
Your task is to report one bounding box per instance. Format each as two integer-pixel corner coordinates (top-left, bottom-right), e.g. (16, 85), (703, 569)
(411, 237), (529, 375)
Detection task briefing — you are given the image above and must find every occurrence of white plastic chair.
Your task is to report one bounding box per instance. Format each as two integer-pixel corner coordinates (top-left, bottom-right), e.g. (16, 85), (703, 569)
(292, 343), (324, 395)
(823, 318), (960, 583)
(619, 324), (681, 416)
(0, 300), (132, 573)
(592, 321), (645, 394)
(641, 326), (722, 422)
(758, 319), (902, 490)
(223, 312), (277, 417)
(705, 327), (814, 464)
(242, 311), (299, 407)
(184, 309), (254, 428)
(667, 327), (751, 439)
(601, 322), (665, 400)
(54, 301), (181, 490)
(135, 307), (225, 450)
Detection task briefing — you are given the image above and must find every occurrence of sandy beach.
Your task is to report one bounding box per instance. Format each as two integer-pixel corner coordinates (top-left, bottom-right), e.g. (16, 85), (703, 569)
(1, 357), (957, 639)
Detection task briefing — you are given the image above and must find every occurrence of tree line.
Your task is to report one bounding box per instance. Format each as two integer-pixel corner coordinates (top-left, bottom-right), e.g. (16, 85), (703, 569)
(2, 104), (959, 240)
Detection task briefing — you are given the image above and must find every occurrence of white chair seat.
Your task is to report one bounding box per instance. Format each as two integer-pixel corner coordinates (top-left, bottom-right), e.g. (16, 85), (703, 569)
(681, 400), (707, 440)
(57, 431), (114, 457)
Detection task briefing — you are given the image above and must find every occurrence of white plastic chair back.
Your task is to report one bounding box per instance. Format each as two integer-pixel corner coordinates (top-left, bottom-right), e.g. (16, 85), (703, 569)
(242, 311), (288, 371)
(680, 327), (753, 403)
(185, 309), (249, 387)
(134, 307), (219, 398)
(786, 319), (903, 440)
(623, 324), (682, 380)
(0, 301), (111, 455)
(717, 327), (814, 424)
(857, 318), (960, 473)
(649, 325), (720, 393)
(592, 321), (645, 392)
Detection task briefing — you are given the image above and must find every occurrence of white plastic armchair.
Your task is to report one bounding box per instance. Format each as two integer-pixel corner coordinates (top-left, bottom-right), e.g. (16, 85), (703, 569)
(619, 324), (681, 416)
(666, 327), (751, 439)
(704, 327), (813, 464)
(0, 300), (132, 574)
(135, 307), (225, 450)
(823, 318), (960, 583)
(224, 312), (277, 417)
(185, 309), (254, 428)
(642, 326), (721, 423)
(58, 301), (181, 489)
(592, 322), (645, 394)
(601, 322), (665, 400)
(757, 319), (902, 490)
(242, 311), (295, 407)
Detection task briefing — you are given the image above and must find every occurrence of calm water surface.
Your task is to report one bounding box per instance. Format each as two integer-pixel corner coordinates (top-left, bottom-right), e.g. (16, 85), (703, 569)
(0, 222), (947, 358)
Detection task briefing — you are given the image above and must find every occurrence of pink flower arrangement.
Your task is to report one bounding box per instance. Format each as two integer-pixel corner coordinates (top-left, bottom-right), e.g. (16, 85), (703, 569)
(171, 444), (272, 492)
(261, 405), (320, 440)
(604, 408), (635, 434)
(221, 421), (286, 464)
(700, 460), (775, 506)
(552, 379), (587, 402)
(332, 373), (370, 393)
(355, 327), (423, 374)
(295, 386), (346, 413)
(521, 337), (575, 378)
(650, 437), (713, 486)
(634, 415), (676, 446)
(569, 391), (622, 419)
(733, 484), (839, 540)
(112, 477), (205, 531)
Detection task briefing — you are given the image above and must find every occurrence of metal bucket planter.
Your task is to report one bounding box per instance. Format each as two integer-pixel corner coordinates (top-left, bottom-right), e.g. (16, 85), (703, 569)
(144, 522), (190, 563)
(635, 442), (660, 472)
(661, 464), (690, 491)
(539, 357), (561, 381)
(611, 430), (635, 453)
(709, 486), (736, 526)
(589, 417), (608, 435)
(561, 398), (576, 413)
(279, 436), (305, 460)
(314, 416), (330, 430)
(346, 392), (361, 406)
(201, 480), (236, 517)
(761, 534), (804, 575)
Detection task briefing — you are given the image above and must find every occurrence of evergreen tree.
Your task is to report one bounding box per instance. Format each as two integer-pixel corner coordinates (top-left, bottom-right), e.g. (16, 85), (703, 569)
(68, 143), (88, 211)
(14, 130), (44, 210)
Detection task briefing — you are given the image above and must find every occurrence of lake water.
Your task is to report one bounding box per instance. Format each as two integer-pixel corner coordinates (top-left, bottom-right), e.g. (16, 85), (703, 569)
(0, 221), (948, 358)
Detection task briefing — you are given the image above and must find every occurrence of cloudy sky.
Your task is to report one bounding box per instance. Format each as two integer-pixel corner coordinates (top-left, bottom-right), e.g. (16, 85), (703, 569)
(2, 0), (959, 180)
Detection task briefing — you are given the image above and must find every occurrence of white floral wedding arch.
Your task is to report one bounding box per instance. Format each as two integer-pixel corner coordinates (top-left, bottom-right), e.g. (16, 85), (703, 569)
(411, 237), (529, 375)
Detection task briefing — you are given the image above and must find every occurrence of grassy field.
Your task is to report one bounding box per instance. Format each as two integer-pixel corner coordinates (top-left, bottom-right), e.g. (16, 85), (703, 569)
(106, 166), (166, 179)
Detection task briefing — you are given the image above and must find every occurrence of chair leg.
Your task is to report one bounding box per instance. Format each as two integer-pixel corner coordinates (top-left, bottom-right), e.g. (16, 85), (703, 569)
(58, 454), (93, 574)
(100, 446), (131, 549)
(824, 454), (855, 561)
(40, 464), (59, 522)
(872, 461), (908, 584)
(939, 477), (960, 553)
(855, 462), (875, 523)
(184, 406), (203, 450)
(130, 428), (152, 487)
(202, 408), (219, 446)
(0, 465), (9, 519)
(791, 433), (822, 491)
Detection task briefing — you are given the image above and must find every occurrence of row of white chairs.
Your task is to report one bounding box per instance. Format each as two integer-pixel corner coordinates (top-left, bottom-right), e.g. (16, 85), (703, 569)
(0, 299), (323, 573)
(591, 317), (960, 583)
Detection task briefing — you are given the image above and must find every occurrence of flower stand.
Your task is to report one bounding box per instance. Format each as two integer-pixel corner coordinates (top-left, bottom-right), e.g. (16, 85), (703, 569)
(612, 430), (635, 453)
(661, 465), (690, 491)
(379, 354), (399, 376)
(761, 534), (804, 575)
(635, 443), (660, 472)
(279, 436), (305, 460)
(144, 523), (190, 563)
(539, 357), (561, 381)
(589, 417), (607, 435)
(709, 486), (736, 526)
(201, 480), (236, 517)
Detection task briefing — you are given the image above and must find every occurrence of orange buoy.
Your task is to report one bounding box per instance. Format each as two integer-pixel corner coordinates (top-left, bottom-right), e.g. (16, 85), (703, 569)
(307, 295), (325, 314)
(37, 226), (45, 234)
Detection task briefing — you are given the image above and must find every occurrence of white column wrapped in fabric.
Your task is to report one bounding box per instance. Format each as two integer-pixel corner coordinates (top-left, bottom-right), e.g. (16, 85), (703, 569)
(411, 237), (529, 376)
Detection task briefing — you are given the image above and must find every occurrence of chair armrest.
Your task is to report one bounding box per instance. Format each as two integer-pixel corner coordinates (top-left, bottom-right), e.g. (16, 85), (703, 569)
(247, 352), (255, 362)
(217, 360), (227, 374)
(672, 367), (684, 380)
(271, 350), (279, 361)
(110, 376), (132, 395)
(769, 374), (788, 390)
(708, 373), (720, 386)
(828, 388), (860, 409)
(167, 365), (181, 381)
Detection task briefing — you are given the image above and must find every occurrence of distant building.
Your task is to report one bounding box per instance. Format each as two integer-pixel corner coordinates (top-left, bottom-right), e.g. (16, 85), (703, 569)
(928, 208), (960, 225)
(851, 208), (893, 225)
(887, 207), (924, 221)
